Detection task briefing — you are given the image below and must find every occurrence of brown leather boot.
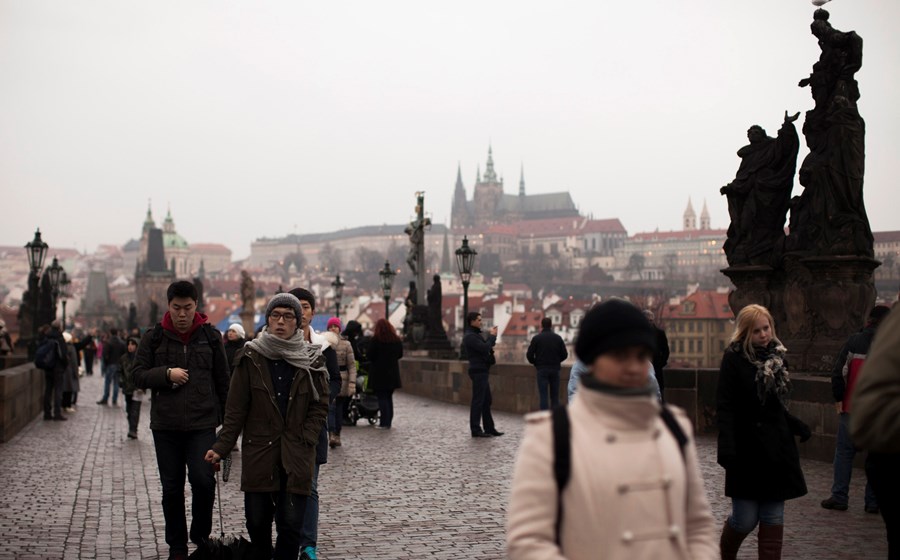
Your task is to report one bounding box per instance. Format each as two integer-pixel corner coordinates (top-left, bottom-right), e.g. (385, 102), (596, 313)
(328, 433), (337, 449)
(758, 523), (784, 560)
(334, 434), (342, 447)
(720, 520), (749, 560)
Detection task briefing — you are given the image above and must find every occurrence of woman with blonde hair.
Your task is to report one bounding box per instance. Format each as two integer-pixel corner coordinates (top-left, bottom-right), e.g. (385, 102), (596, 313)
(717, 304), (811, 560)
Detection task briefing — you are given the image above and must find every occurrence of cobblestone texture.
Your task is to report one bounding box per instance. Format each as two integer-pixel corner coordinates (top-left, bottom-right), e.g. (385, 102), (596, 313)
(0, 373), (889, 559)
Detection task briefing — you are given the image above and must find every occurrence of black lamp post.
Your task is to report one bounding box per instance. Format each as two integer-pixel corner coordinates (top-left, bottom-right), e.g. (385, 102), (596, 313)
(25, 229), (49, 358)
(60, 271), (71, 330)
(378, 260), (395, 320)
(331, 273), (345, 318)
(455, 236), (477, 335)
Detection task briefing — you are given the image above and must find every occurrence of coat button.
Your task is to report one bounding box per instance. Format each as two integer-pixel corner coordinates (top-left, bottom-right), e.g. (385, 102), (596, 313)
(662, 475), (672, 489)
(669, 525), (680, 538)
(617, 484), (629, 494)
(606, 433), (617, 443)
(653, 428), (661, 439)
(621, 531), (634, 543)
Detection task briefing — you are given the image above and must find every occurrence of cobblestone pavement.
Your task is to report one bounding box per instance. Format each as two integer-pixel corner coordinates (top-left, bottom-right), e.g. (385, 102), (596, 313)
(0, 373), (889, 559)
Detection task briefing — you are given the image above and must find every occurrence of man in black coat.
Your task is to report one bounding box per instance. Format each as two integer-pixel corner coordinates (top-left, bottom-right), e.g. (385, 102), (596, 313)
(97, 327), (127, 405)
(526, 318), (568, 410)
(463, 312), (502, 438)
(644, 310), (670, 402)
(39, 321), (69, 421)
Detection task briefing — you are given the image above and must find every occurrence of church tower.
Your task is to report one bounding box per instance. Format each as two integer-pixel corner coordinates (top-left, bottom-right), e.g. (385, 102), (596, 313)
(473, 145), (505, 225)
(451, 163), (471, 229)
(700, 199), (711, 230)
(519, 164), (526, 197)
(683, 198), (697, 231)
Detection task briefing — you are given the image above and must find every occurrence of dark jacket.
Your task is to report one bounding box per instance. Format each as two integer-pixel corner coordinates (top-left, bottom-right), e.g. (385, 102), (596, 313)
(716, 346), (809, 501)
(463, 328), (496, 373)
(132, 323), (230, 431)
(211, 346), (329, 495)
(224, 338), (245, 374)
(366, 339), (403, 392)
(119, 352), (137, 395)
(102, 336), (127, 368)
(526, 328), (568, 370)
(41, 329), (69, 374)
(830, 326), (876, 403)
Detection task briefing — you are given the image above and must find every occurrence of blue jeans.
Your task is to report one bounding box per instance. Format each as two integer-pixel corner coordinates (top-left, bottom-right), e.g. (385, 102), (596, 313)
(245, 467), (307, 560)
(728, 499), (784, 533)
(376, 389), (395, 427)
(100, 363), (120, 404)
(300, 464), (320, 549)
(151, 429), (217, 555)
(831, 412), (878, 508)
(536, 369), (560, 410)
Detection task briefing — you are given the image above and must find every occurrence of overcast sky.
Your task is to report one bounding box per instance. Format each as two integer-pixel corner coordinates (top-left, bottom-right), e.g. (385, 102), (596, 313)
(1, 1), (897, 260)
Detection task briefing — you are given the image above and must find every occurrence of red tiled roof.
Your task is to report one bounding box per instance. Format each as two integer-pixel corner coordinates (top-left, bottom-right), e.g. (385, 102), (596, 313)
(874, 231), (900, 244)
(485, 225), (518, 235)
(632, 229), (727, 242)
(582, 218), (627, 234)
(661, 290), (733, 321)
(484, 217), (627, 238)
(503, 311), (543, 337)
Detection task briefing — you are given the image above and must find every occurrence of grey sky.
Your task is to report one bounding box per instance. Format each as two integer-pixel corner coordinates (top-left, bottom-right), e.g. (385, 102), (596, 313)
(1, 1), (897, 260)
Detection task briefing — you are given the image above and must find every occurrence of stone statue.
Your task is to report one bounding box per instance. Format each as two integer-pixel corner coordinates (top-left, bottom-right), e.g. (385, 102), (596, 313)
(240, 270), (255, 313)
(427, 274), (442, 325)
(404, 191), (431, 282)
(402, 281), (417, 340)
(787, 8), (872, 257)
(720, 111), (800, 266)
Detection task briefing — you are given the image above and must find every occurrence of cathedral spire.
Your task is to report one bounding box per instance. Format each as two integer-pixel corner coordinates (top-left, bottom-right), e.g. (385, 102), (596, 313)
(700, 199), (710, 230)
(455, 162), (464, 192)
(476, 164), (481, 184)
(483, 145), (498, 183)
(143, 199), (156, 233)
(683, 197), (697, 231)
(518, 164), (525, 197)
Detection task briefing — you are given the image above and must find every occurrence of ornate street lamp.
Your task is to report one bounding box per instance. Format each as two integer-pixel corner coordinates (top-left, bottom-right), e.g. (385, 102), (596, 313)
(331, 273), (345, 318)
(378, 260), (396, 320)
(47, 256), (63, 297)
(60, 271), (71, 330)
(455, 236), (477, 335)
(24, 229), (49, 358)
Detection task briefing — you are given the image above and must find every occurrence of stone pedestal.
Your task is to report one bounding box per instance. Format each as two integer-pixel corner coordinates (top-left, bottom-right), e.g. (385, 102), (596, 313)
(240, 310), (256, 340)
(723, 256), (878, 373)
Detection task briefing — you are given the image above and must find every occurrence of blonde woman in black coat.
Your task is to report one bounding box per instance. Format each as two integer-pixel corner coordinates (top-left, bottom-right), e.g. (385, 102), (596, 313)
(717, 304), (810, 560)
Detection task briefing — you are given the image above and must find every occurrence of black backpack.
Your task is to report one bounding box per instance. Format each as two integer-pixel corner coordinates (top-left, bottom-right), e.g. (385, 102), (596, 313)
(551, 405), (688, 546)
(34, 338), (59, 370)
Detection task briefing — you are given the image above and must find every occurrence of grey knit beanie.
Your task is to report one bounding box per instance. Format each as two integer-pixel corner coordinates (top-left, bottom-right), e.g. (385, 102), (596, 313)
(265, 293), (303, 322)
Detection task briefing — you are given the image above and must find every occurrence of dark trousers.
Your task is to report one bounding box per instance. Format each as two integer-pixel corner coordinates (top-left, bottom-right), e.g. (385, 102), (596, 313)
(62, 391), (77, 408)
(867, 452), (900, 560)
(84, 352), (94, 375)
(469, 371), (495, 434)
(151, 429), (217, 555)
(376, 389), (395, 427)
(43, 369), (62, 418)
(536, 368), (560, 411)
(124, 395), (142, 434)
(245, 466), (307, 560)
(330, 397), (347, 435)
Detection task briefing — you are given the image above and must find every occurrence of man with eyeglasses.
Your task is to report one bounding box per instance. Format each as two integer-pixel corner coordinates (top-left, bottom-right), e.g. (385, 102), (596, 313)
(205, 292), (329, 559)
(133, 281), (230, 560)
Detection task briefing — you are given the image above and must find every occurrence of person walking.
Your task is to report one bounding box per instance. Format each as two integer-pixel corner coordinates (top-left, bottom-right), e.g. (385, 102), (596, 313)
(717, 304), (811, 560)
(323, 317), (356, 447)
(507, 299), (717, 559)
(366, 318), (403, 429)
(205, 293), (329, 560)
(97, 328), (126, 406)
(223, 323), (246, 374)
(37, 321), (68, 421)
(526, 317), (568, 410)
(850, 306), (900, 559)
(60, 332), (80, 413)
(463, 312), (502, 438)
(132, 281), (230, 560)
(119, 336), (144, 439)
(821, 305), (890, 514)
(75, 329), (97, 376)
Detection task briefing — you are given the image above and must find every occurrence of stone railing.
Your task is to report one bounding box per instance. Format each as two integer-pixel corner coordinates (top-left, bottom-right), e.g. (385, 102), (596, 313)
(399, 359), (842, 463)
(0, 362), (44, 443)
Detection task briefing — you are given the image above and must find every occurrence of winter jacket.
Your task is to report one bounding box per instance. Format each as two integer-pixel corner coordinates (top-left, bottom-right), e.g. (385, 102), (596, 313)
(526, 328), (568, 371)
(61, 344), (79, 393)
(366, 339), (403, 392)
(830, 326), (877, 405)
(132, 319), (230, 431)
(224, 338), (245, 374)
(716, 347), (809, 501)
(211, 346), (329, 495)
(507, 383), (718, 560)
(102, 336), (127, 368)
(463, 328), (496, 373)
(309, 329), (341, 465)
(850, 309), (900, 453)
(119, 352), (137, 396)
(323, 332), (357, 398)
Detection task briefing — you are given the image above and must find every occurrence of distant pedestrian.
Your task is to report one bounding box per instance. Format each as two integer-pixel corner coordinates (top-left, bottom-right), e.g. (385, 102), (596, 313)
(97, 328), (126, 406)
(526, 317), (568, 410)
(119, 336), (144, 439)
(821, 305), (890, 514)
(132, 281), (230, 560)
(507, 299), (717, 559)
(643, 310), (670, 401)
(75, 329), (97, 375)
(205, 292), (329, 560)
(323, 317), (356, 447)
(223, 323), (246, 374)
(366, 318), (403, 429)
(0, 319), (12, 355)
(850, 307), (900, 559)
(60, 332), (80, 413)
(463, 312), (502, 438)
(717, 304), (811, 560)
(38, 321), (68, 421)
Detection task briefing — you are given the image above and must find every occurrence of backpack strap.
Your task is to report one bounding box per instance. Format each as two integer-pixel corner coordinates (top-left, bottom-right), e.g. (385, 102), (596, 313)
(659, 405), (688, 461)
(551, 406), (571, 547)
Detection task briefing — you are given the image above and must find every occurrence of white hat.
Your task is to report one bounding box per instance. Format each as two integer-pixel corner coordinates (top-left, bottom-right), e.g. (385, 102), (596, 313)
(63, 332), (73, 343)
(228, 323), (246, 338)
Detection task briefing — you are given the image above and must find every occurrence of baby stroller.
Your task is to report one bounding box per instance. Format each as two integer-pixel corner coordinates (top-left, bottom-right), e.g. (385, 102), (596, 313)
(347, 372), (380, 426)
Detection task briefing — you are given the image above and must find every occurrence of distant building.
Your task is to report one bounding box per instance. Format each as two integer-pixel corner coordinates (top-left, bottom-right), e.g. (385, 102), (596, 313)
(661, 289), (733, 369)
(874, 231), (900, 281)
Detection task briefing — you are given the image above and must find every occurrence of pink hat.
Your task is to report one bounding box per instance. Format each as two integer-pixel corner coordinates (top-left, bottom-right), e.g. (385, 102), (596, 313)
(327, 317), (342, 330)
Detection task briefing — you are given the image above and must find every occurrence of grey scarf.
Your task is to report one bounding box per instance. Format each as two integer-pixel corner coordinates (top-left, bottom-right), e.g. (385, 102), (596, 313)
(247, 328), (326, 400)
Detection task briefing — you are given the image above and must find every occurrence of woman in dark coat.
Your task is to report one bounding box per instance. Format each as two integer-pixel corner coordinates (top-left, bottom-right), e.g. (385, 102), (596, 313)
(366, 319), (403, 429)
(717, 304), (811, 560)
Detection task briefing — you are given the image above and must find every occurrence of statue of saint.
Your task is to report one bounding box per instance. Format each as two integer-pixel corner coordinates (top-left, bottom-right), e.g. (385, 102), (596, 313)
(721, 111), (800, 266)
(240, 270), (255, 313)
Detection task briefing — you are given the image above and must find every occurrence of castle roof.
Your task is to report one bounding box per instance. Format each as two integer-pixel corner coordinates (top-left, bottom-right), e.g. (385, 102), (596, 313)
(661, 290), (733, 321)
